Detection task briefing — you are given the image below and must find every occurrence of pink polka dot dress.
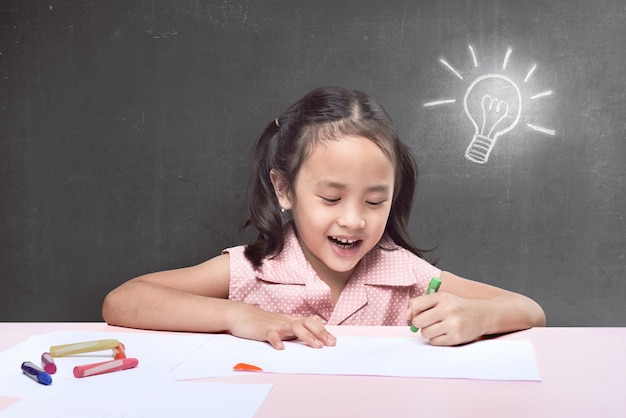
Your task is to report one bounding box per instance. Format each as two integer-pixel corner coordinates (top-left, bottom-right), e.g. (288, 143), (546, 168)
(224, 226), (440, 326)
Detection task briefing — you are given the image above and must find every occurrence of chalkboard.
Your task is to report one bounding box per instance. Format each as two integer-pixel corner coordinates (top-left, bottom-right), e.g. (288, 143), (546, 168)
(2, 0), (625, 326)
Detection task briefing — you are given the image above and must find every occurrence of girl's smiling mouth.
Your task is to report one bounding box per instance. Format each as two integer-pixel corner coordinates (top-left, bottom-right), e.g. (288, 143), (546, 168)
(329, 236), (361, 249)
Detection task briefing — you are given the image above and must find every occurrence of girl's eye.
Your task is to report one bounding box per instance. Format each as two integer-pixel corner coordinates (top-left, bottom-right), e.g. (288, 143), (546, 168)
(366, 200), (385, 206)
(321, 197), (340, 203)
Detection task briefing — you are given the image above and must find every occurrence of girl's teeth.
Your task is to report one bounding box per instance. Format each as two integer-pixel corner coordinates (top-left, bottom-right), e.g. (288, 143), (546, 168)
(331, 236), (357, 244)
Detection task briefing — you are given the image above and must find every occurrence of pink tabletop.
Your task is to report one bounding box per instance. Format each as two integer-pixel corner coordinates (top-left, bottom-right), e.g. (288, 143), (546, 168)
(1, 323), (625, 417)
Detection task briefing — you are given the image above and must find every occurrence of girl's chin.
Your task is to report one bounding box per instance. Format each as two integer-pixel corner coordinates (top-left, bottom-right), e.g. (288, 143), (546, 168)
(323, 244), (365, 272)
(329, 240), (363, 258)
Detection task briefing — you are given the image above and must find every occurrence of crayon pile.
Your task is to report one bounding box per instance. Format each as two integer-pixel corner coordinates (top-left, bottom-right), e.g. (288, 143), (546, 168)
(21, 339), (138, 385)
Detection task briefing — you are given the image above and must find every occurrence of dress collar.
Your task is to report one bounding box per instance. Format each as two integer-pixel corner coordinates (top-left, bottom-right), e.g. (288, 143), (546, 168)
(256, 224), (417, 287)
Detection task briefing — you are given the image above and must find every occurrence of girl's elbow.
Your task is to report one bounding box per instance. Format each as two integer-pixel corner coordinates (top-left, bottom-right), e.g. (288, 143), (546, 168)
(535, 307), (547, 327)
(530, 300), (547, 327)
(101, 289), (124, 326)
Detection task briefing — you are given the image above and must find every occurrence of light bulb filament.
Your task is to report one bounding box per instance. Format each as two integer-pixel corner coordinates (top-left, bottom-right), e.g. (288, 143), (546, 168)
(480, 95), (510, 138)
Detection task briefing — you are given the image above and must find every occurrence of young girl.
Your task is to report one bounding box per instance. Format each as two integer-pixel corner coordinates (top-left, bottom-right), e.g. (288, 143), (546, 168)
(102, 86), (545, 350)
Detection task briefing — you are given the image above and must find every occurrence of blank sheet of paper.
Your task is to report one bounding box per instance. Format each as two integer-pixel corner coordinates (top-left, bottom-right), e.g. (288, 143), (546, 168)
(0, 331), (273, 418)
(168, 335), (541, 381)
(0, 381), (272, 418)
(0, 331), (211, 397)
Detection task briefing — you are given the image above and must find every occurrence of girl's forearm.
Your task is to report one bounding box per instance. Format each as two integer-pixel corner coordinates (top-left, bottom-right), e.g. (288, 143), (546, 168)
(102, 280), (240, 333)
(481, 292), (546, 336)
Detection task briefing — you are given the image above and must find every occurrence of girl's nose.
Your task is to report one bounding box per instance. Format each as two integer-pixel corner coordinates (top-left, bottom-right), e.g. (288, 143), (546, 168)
(337, 216), (366, 230)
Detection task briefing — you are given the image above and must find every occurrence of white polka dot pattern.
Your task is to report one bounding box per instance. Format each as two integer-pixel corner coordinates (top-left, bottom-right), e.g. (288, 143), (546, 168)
(224, 226), (440, 326)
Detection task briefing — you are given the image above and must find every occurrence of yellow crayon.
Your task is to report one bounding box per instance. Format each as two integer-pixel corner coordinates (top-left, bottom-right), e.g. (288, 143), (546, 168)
(50, 339), (120, 357)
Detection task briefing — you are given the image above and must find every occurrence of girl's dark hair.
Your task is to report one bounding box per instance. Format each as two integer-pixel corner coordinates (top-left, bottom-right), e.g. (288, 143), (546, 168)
(242, 86), (424, 267)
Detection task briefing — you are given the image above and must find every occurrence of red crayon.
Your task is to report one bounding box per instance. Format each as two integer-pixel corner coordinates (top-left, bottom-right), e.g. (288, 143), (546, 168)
(73, 357), (138, 378)
(233, 362), (264, 372)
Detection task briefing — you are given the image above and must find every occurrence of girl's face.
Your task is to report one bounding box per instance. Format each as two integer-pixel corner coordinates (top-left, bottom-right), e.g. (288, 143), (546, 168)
(276, 135), (395, 285)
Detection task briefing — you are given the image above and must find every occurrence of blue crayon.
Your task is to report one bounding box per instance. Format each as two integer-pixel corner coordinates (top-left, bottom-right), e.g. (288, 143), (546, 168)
(21, 361), (52, 385)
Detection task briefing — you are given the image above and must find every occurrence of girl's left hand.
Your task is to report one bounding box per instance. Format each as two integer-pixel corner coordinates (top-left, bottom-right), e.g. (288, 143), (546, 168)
(405, 292), (488, 346)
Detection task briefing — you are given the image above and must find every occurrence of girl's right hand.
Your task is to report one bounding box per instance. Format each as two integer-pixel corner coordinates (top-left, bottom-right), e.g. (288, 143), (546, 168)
(228, 304), (336, 350)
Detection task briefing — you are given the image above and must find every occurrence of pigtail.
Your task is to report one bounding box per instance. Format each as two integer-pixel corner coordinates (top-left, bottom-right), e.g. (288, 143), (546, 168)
(242, 121), (286, 268)
(384, 141), (425, 259)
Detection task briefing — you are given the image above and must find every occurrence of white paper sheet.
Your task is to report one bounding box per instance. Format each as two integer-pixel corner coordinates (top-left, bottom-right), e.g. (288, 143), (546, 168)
(0, 331), (274, 418)
(0, 381), (273, 418)
(167, 334), (541, 381)
(0, 329), (540, 418)
(0, 331), (212, 397)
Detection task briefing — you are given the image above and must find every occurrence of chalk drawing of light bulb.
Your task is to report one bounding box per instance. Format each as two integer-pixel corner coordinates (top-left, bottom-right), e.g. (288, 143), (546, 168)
(463, 74), (521, 164)
(423, 45), (556, 165)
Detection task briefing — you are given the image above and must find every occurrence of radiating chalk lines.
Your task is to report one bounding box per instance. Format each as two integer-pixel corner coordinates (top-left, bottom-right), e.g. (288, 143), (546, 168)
(424, 45), (555, 164)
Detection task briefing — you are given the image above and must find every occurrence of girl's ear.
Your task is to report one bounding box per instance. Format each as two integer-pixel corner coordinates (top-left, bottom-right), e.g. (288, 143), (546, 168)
(269, 169), (293, 210)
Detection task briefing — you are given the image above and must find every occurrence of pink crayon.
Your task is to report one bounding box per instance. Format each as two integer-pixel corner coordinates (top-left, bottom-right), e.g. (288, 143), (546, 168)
(73, 357), (138, 378)
(41, 352), (57, 374)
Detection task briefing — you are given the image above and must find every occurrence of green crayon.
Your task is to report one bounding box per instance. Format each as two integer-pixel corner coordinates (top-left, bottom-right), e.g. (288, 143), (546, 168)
(410, 277), (442, 333)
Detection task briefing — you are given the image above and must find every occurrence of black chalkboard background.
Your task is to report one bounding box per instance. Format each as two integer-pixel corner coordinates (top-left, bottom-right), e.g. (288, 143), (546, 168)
(2, 0), (625, 325)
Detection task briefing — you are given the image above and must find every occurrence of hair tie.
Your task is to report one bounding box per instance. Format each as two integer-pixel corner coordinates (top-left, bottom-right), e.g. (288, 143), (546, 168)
(274, 118), (280, 128)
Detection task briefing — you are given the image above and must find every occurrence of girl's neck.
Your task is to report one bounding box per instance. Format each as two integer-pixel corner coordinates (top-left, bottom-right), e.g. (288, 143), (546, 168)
(318, 268), (353, 306)
(298, 240), (357, 306)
